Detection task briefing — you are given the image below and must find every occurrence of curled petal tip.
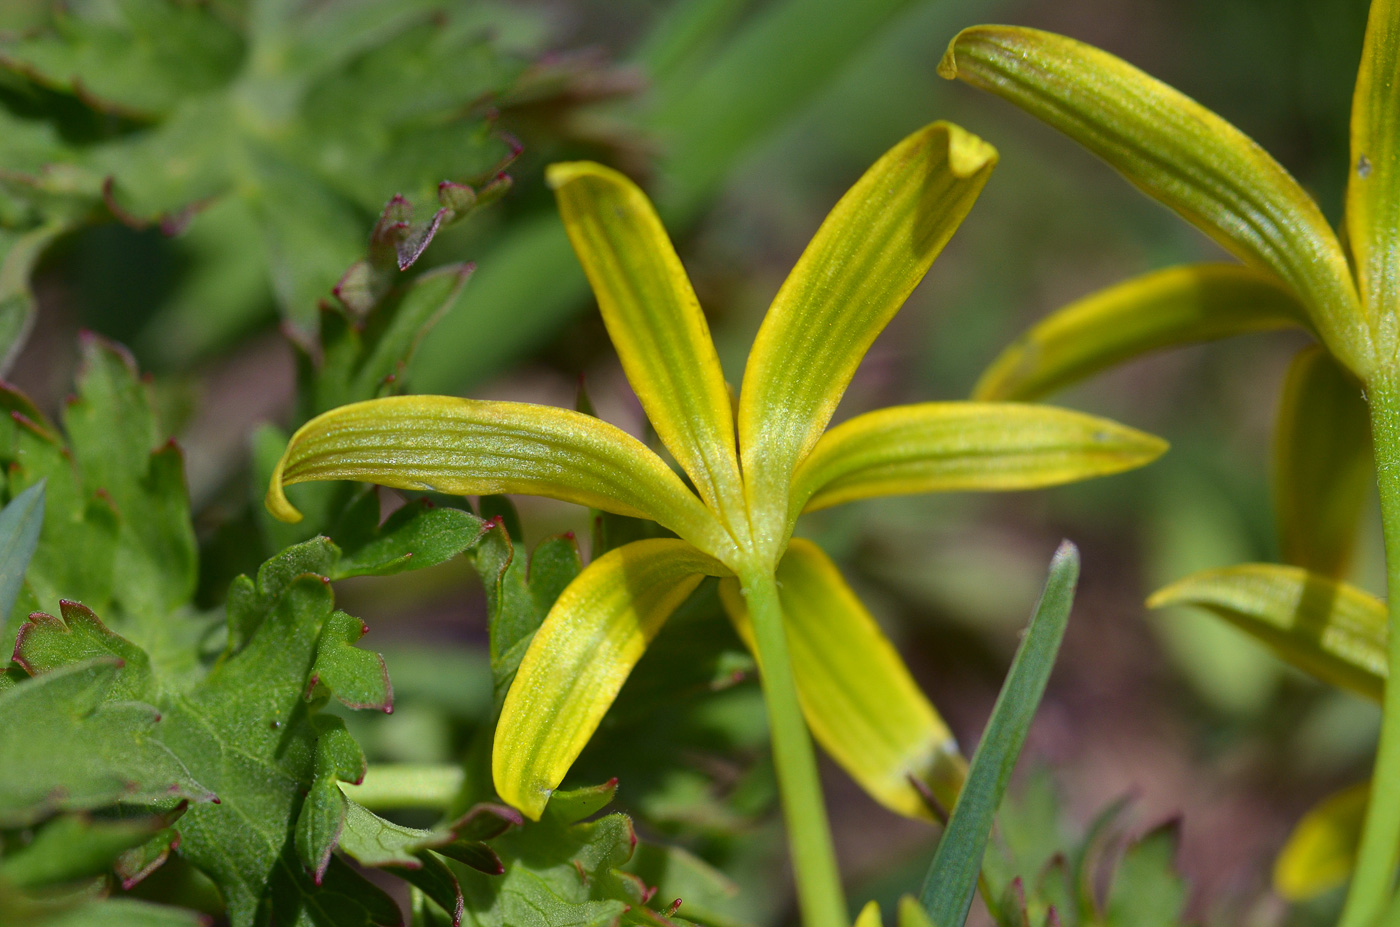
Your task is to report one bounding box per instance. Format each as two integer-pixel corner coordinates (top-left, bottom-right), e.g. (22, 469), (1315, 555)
(264, 457), (305, 524)
(943, 122), (999, 177)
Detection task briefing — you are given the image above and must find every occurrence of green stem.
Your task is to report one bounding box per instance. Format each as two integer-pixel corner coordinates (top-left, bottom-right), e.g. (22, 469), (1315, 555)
(739, 567), (847, 927)
(339, 763), (464, 811)
(1343, 374), (1400, 927)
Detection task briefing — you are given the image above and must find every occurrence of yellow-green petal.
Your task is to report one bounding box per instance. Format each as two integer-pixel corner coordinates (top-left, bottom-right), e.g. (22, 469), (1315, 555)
(974, 263), (1308, 402)
(493, 539), (727, 820)
(1347, 0), (1400, 331)
(940, 27), (1368, 375)
(853, 901), (882, 927)
(548, 162), (745, 527)
(1273, 346), (1371, 579)
(719, 539), (965, 819)
(265, 395), (735, 562)
(1147, 564), (1386, 702)
(1275, 782), (1370, 902)
(789, 402), (1166, 518)
(738, 122), (996, 556)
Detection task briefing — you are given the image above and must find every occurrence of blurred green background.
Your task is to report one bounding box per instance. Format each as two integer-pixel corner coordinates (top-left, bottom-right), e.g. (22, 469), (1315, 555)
(0, 0), (1382, 924)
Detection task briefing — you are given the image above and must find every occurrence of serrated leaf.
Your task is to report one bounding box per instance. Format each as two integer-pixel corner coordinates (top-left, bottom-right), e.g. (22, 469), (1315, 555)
(1147, 564), (1386, 702)
(919, 542), (1079, 927)
(0, 659), (214, 827)
(337, 800), (453, 868)
(333, 497), (488, 579)
(1102, 823), (1187, 927)
(0, 806), (184, 889)
(310, 610), (392, 712)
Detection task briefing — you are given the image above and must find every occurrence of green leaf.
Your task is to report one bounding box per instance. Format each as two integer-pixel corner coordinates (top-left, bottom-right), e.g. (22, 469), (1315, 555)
(789, 402), (1166, 517)
(0, 806), (183, 889)
(1148, 563), (1386, 702)
(0, 479), (44, 642)
(973, 264), (1308, 402)
(0, 659), (214, 827)
(266, 395), (735, 562)
(0, 224), (64, 373)
(940, 26), (1368, 375)
(1, 898), (209, 927)
(337, 799), (453, 868)
(719, 539), (963, 820)
(331, 496), (489, 579)
(738, 122), (996, 551)
(549, 161), (744, 523)
(1102, 823), (1188, 927)
(918, 541), (1079, 927)
(1274, 782), (1369, 902)
(494, 539), (725, 820)
(1346, 0), (1400, 328)
(1273, 346), (1371, 578)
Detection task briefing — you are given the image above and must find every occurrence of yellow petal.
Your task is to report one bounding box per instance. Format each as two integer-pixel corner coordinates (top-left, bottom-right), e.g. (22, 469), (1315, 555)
(548, 162), (745, 528)
(790, 402), (1166, 517)
(265, 395), (735, 562)
(853, 901), (882, 927)
(974, 263), (1308, 402)
(940, 27), (1368, 376)
(1275, 782), (1370, 902)
(1273, 347), (1371, 579)
(738, 122), (996, 556)
(1148, 563), (1386, 702)
(1346, 0), (1400, 330)
(720, 539), (964, 819)
(492, 539), (726, 819)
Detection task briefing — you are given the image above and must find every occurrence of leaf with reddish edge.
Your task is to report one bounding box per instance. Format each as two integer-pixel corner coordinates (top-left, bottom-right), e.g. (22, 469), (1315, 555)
(310, 610), (393, 712)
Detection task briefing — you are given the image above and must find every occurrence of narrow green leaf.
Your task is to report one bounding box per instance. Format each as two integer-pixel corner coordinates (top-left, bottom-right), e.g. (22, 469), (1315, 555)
(974, 264), (1307, 401)
(738, 121), (996, 551)
(0, 479), (44, 641)
(331, 496), (488, 579)
(789, 402), (1166, 517)
(918, 541), (1079, 926)
(940, 27), (1368, 375)
(1147, 563), (1386, 702)
(266, 395), (735, 563)
(719, 539), (965, 819)
(1274, 782), (1369, 901)
(493, 539), (726, 820)
(1273, 346), (1371, 578)
(1346, 0), (1400, 329)
(549, 161), (744, 524)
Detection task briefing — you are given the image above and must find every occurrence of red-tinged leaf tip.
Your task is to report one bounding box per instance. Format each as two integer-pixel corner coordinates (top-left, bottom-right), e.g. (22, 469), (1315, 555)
(211, 796), (221, 804)
(153, 713), (161, 722)
(1046, 906), (1062, 927)
(665, 899), (682, 917)
(359, 620), (369, 635)
(640, 884), (657, 904)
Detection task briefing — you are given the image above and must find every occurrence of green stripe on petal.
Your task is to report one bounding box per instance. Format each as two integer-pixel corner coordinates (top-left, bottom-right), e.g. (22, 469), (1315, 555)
(1347, 0), (1400, 331)
(719, 539), (965, 819)
(1273, 347), (1372, 578)
(974, 264), (1308, 402)
(1148, 564), (1386, 702)
(548, 162), (746, 530)
(738, 122), (996, 558)
(790, 402), (1166, 518)
(492, 539), (726, 819)
(266, 396), (735, 562)
(940, 27), (1368, 376)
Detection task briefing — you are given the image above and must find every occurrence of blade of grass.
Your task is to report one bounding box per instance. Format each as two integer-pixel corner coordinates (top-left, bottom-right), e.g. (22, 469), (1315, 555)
(917, 540), (1080, 927)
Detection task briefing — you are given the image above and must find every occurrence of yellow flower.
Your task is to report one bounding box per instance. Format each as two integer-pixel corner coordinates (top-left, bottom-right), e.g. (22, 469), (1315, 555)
(266, 121), (1164, 924)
